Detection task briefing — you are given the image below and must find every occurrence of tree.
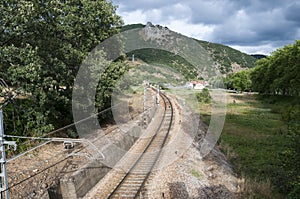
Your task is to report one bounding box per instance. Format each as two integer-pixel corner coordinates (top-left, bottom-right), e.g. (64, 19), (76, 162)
(0, 0), (123, 138)
(250, 40), (300, 96)
(196, 88), (211, 103)
(224, 70), (252, 92)
(250, 58), (271, 94)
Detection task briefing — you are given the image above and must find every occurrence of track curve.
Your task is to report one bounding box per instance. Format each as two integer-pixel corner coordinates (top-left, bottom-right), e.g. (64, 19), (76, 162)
(107, 91), (173, 199)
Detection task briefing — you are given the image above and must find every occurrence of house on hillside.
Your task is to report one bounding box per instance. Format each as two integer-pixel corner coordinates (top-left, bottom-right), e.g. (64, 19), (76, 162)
(187, 81), (209, 90)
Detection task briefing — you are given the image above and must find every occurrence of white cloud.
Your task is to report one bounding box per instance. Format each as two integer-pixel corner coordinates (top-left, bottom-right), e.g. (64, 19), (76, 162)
(167, 20), (215, 41)
(162, 3), (192, 21)
(144, 9), (163, 23)
(118, 10), (147, 24)
(119, 7), (215, 43)
(113, 0), (300, 54)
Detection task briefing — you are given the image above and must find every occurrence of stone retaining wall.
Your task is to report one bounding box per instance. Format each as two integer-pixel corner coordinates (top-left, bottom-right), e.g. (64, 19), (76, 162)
(47, 106), (157, 198)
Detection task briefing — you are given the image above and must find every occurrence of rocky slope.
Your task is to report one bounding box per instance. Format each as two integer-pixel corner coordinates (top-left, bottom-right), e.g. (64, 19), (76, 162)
(122, 23), (257, 77)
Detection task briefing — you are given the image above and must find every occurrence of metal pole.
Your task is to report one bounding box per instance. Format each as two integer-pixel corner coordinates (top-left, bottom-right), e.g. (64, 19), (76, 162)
(157, 85), (160, 104)
(143, 83), (147, 112)
(0, 110), (9, 199)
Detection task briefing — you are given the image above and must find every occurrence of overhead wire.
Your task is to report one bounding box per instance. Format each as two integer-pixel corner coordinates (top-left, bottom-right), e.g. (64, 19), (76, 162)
(3, 88), (157, 195)
(5, 103), (122, 153)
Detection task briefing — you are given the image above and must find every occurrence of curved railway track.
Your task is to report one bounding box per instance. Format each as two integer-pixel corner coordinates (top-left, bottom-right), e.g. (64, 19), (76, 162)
(107, 91), (174, 199)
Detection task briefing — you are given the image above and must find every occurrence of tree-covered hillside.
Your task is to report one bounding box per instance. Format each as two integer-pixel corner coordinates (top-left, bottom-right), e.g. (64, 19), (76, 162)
(196, 40), (256, 73)
(127, 49), (198, 80)
(122, 24), (257, 77)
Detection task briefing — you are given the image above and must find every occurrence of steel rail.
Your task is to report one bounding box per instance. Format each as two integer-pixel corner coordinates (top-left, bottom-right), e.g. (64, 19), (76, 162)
(107, 91), (173, 198)
(134, 92), (173, 198)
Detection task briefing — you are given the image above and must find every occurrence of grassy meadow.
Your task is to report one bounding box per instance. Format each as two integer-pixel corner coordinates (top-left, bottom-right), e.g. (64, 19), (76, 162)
(199, 92), (295, 198)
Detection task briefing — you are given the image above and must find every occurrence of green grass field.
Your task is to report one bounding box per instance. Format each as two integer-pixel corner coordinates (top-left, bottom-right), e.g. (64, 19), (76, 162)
(199, 93), (293, 198)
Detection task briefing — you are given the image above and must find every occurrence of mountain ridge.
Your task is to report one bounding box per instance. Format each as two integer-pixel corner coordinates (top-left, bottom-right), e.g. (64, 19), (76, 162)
(121, 23), (257, 78)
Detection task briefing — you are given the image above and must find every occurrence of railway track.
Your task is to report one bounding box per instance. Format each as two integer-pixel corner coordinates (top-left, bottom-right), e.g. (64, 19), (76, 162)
(107, 91), (174, 199)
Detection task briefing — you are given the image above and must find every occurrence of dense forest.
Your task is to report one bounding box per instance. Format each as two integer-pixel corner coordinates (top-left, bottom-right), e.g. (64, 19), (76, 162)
(251, 40), (300, 96)
(224, 40), (300, 96)
(0, 0), (125, 151)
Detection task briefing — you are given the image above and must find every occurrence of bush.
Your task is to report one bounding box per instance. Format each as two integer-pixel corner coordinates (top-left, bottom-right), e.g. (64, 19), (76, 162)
(196, 88), (211, 103)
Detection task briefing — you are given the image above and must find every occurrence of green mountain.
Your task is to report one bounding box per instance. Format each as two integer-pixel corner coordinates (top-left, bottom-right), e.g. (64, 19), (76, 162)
(121, 23), (256, 80)
(195, 40), (256, 73)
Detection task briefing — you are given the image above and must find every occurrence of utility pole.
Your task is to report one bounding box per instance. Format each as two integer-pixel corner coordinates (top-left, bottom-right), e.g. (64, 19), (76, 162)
(0, 110), (16, 199)
(0, 110), (9, 199)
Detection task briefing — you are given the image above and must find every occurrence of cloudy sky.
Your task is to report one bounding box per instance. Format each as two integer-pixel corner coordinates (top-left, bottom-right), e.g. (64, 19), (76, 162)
(111, 0), (300, 55)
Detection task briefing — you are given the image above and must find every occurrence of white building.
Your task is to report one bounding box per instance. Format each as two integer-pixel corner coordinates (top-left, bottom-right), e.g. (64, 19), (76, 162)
(188, 81), (209, 90)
